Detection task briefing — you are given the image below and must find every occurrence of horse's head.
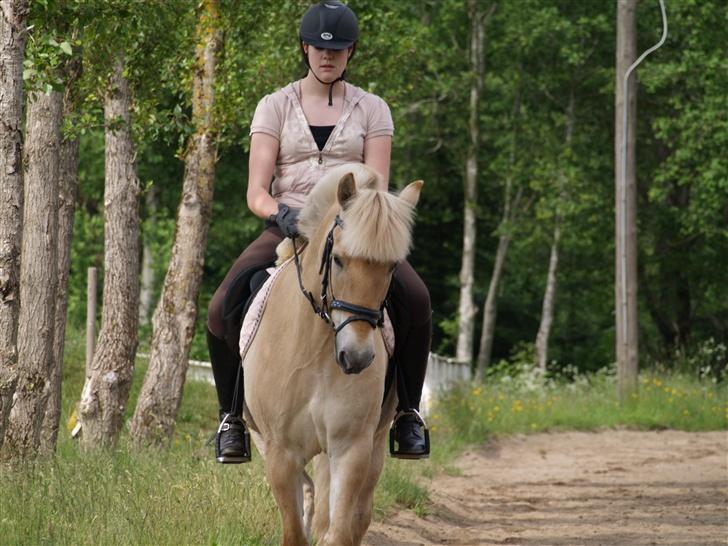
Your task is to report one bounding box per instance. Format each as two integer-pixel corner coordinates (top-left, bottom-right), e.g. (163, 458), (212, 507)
(318, 172), (422, 375)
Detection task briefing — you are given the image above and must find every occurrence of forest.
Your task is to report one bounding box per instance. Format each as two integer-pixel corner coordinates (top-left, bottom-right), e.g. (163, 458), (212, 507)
(0, 0), (726, 459)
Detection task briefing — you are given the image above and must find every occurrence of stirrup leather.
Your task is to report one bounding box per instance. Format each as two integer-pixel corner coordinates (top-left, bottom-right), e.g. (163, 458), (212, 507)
(215, 413), (252, 464)
(389, 409), (430, 459)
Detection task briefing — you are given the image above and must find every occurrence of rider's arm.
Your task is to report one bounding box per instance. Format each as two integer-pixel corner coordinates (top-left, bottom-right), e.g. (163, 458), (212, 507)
(363, 135), (391, 192)
(247, 132), (280, 220)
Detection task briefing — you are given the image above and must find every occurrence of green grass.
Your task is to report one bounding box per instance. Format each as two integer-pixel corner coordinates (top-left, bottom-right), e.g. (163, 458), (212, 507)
(1, 328), (726, 545)
(432, 368), (727, 445)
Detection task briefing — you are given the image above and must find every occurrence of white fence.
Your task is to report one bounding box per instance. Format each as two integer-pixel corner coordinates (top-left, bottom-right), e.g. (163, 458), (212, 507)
(187, 352), (472, 416)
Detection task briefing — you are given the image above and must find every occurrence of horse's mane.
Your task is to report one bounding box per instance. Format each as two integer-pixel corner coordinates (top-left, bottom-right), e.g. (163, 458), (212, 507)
(297, 163), (416, 263)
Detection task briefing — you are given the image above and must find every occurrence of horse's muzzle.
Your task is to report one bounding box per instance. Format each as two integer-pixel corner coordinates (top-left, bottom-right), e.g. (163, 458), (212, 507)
(336, 348), (375, 375)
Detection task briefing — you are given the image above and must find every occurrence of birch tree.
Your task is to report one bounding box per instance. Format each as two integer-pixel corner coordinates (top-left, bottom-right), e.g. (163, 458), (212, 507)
(130, 0), (221, 445)
(0, 0), (28, 448)
(475, 77), (527, 377)
(78, 55), (140, 448)
(455, 1), (491, 364)
(1, 90), (63, 460)
(535, 92), (574, 372)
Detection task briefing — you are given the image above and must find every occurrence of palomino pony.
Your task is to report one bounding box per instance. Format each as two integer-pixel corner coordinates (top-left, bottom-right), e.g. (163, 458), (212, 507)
(242, 163), (422, 546)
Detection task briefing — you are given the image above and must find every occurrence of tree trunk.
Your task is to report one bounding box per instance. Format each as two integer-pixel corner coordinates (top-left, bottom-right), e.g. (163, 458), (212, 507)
(130, 0), (221, 446)
(615, 0), (638, 402)
(41, 59), (82, 453)
(475, 78), (523, 377)
(0, 0), (28, 449)
(455, 0), (486, 364)
(535, 91), (575, 372)
(476, 232), (512, 376)
(78, 56), (140, 448)
(535, 225), (561, 372)
(1, 90), (62, 460)
(138, 186), (158, 326)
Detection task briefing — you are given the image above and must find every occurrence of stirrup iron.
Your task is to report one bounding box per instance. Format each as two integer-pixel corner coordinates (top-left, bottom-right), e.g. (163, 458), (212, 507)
(215, 413), (252, 464)
(389, 409), (430, 459)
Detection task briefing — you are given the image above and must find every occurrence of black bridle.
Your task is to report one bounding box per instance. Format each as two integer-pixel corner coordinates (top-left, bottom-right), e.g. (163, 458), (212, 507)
(291, 215), (386, 334)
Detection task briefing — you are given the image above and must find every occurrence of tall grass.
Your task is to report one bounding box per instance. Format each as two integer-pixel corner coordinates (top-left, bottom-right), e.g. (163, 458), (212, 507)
(1, 328), (725, 544)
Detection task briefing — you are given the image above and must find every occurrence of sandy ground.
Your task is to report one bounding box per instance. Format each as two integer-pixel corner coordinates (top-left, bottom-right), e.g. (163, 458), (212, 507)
(365, 430), (727, 546)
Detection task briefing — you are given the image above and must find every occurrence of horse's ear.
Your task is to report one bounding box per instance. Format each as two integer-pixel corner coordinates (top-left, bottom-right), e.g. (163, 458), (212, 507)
(337, 173), (357, 207)
(399, 180), (423, 208)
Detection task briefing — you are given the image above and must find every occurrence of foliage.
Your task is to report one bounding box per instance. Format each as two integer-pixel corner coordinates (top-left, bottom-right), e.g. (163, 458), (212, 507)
(53, 0), (726, 366)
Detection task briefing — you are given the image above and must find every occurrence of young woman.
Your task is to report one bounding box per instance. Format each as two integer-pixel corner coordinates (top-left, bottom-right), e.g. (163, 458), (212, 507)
(206, 0), (431, 463)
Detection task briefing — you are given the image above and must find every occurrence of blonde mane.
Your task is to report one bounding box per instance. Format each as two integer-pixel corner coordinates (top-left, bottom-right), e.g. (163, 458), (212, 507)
(297, 163), (416, 263)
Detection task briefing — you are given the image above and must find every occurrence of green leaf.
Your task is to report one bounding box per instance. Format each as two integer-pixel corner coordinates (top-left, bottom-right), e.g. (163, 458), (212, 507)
(60, 41), (73, 56)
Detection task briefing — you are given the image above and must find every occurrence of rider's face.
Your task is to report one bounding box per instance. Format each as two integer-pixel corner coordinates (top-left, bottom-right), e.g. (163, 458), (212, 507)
(303, 43), (352, 83)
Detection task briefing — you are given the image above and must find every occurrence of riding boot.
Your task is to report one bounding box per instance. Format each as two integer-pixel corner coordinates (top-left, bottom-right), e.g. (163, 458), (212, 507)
(387, 262), (432, 459)
(207, 328), (250, 463)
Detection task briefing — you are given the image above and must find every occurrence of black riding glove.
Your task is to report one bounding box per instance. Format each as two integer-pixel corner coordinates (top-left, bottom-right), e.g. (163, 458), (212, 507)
(270, 203), (300, 239)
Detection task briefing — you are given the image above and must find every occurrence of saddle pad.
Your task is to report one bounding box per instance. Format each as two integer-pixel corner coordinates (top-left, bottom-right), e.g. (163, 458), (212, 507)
(239, 258), (395, 363)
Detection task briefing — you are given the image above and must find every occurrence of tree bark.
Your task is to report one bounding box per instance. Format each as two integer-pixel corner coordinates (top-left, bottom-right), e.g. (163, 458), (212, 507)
(41, 59), (82, 453)
(0, 0), (28, 449)
(535, 225), (561, 372)
(1, 90), (62, 460)
(615, 0), (638, 402)
(476, 232), (512, 376)
(455, 0), (488, 364)
(130, 0), (221, 446)
(78, 56), (140, 448)
(138, 186), (158, 326)
(535, 91), (575, 372)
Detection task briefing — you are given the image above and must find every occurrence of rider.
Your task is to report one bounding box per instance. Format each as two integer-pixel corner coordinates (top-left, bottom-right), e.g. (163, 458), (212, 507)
(206, 0), (431, 463)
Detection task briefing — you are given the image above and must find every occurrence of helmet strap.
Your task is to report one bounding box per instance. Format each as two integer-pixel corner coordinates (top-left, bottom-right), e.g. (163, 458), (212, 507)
(300, 43), (355, 107)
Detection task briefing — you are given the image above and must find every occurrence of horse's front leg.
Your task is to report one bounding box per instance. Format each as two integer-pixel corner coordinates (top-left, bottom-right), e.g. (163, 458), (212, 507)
(321, 438), (374, 546)
(264, 445), (308, 546)
(351, 424), (389, 544)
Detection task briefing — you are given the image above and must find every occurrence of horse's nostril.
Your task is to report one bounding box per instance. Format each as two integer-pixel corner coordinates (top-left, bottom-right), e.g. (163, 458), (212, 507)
(338, 350), (348, 369)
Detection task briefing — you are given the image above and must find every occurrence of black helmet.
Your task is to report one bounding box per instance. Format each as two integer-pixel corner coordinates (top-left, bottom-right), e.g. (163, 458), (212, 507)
(299, 1), (359, 50)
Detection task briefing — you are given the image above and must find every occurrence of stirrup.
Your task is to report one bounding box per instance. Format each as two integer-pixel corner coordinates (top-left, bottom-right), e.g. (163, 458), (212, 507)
(215, 413), (252, 464)
(389, 409), (430, 460)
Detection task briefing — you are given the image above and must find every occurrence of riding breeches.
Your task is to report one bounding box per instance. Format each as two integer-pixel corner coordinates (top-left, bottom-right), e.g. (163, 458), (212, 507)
(207, 225), (432, 412)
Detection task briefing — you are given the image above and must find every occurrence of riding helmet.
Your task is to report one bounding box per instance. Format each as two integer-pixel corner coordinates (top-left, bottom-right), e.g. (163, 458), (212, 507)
(299, 1), (359, 50)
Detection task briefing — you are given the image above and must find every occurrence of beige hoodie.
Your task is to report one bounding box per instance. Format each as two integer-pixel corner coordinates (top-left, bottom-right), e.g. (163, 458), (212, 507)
(250, 80), (394, 208)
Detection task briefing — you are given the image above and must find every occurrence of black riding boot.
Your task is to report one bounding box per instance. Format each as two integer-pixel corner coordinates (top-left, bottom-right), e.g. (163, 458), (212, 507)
(387, 265), (432, 459)
(207, 329), (250, 463)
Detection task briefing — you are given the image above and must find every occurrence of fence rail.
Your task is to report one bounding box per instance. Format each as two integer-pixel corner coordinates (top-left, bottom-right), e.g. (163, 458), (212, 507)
(176, 352), (473, 415)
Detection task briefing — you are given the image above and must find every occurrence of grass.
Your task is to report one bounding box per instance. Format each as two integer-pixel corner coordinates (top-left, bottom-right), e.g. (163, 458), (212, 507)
(1, 329), (726, 544)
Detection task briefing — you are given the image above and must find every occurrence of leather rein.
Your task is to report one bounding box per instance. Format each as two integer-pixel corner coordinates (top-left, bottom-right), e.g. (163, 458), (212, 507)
(291, 215), (386, 334)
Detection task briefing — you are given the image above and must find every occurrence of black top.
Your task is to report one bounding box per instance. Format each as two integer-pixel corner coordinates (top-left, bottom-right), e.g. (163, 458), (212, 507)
(309, 125), (335, 151)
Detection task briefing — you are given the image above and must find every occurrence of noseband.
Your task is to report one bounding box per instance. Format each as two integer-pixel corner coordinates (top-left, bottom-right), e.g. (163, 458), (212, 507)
(292, 215), (386, 334)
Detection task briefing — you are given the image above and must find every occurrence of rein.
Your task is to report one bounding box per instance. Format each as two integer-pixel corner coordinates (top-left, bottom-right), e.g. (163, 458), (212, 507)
(291, 215), (385, 334)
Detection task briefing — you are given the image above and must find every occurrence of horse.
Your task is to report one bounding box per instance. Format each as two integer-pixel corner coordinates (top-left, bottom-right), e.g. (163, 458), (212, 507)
(242, 163), (422, 546)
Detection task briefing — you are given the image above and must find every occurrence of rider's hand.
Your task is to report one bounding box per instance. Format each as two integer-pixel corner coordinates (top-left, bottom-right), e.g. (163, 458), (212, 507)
(270, 203), (300, 239)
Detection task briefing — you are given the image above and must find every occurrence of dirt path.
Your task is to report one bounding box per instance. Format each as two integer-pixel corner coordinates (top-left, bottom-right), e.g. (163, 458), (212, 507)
(365, 430), (727, 546)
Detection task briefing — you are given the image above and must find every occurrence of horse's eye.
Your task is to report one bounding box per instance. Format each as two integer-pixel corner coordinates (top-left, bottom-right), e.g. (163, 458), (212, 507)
(333, 256), (343, 268)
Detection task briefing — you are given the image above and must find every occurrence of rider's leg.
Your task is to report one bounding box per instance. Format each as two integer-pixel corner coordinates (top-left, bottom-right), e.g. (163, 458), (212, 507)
(388, 260), (432, 458)
(207, 225), (283, 462)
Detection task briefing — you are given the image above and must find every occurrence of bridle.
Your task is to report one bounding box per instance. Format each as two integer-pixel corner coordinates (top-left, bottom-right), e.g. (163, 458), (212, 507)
(291, 215), (387, 334)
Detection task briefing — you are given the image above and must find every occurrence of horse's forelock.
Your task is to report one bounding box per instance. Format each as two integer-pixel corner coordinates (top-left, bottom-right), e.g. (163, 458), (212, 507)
(298, 164), (380, 241)
(339, 189), (415, 263)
